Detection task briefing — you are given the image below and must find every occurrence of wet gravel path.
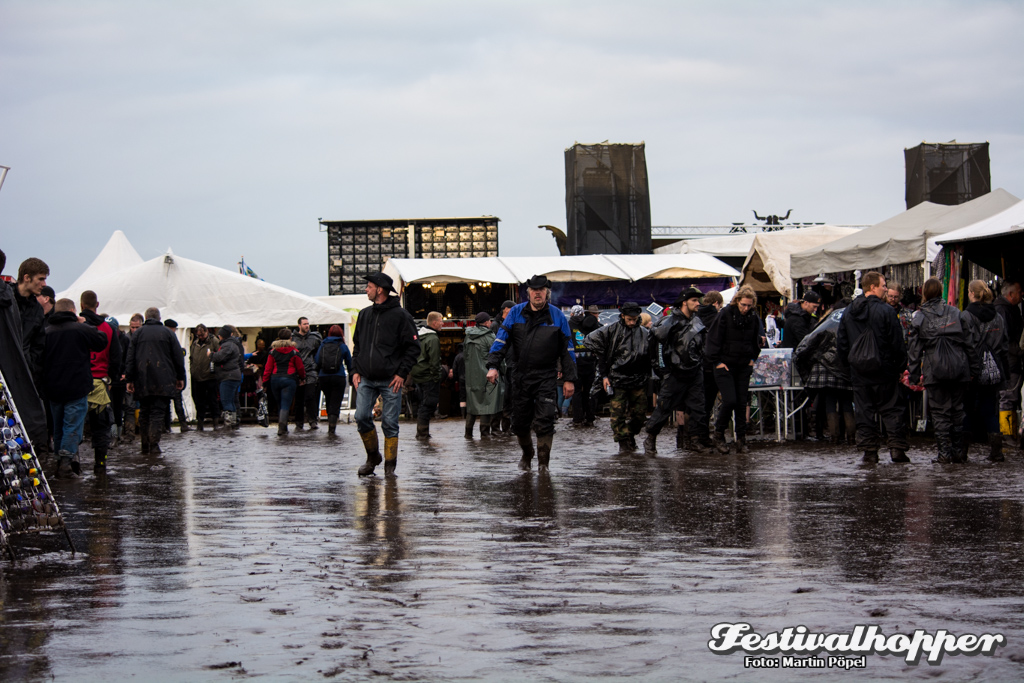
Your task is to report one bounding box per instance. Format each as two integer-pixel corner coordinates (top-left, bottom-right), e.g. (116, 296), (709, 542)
(2, 418), (1024, 681)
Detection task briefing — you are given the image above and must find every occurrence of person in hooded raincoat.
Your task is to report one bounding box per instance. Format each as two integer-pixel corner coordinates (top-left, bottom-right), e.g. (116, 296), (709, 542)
(463, 312), (503, 439)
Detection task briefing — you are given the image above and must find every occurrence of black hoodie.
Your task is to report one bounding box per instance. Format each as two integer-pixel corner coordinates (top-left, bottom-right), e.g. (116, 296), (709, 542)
(43, 310), (108, 403)
(352, 296), (421, 381)
(836, 294), (906, 381)
(965, 301), (1009, 384)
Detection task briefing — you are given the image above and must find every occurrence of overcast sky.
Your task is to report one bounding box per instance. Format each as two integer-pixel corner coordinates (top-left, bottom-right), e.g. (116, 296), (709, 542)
(2, 0), (1022, 295)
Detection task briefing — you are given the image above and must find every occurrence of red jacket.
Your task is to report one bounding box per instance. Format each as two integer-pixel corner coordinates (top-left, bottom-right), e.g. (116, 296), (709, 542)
(263, 340), (306, 382)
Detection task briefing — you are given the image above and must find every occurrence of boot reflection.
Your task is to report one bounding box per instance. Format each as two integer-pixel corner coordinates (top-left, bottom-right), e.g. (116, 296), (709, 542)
(354, 479), (406, 574)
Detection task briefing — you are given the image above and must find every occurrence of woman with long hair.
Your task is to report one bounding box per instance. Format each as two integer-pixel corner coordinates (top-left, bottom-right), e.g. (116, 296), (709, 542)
(705, 286), (762, 453)
(962, 279), (1009, 461)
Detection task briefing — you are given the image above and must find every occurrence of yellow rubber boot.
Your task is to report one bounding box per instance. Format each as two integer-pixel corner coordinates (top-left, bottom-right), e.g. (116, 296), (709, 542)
(383, 436), (398, 476)
(357, 430), (382, 476)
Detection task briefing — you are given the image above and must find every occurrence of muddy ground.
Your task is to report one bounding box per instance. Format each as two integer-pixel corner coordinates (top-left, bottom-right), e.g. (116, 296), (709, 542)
(1, 416), (1024, 681)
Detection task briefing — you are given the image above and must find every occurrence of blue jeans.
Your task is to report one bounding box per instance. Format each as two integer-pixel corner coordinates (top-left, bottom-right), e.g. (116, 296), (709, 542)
(219, 379), (241, 412)
(355, 378), (403, 438)
(51, 396), (89, 456)
(270, 375), (298, 412)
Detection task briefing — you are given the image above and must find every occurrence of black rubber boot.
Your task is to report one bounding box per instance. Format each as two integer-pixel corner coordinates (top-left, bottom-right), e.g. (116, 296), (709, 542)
(890, 448), (910, 463)
(94, 450), (107, 472)
(618, 439), (634, 454)
(536, 433), (553, 471)
(416, 418), (431, 440)
(358, 430), (382, 476)
(826, 413), (841, 445)
(149, 422), (163, 455)
(643, 430), (659, 456)
(465, 414), (477, 439)
(480, 414), (492, 438)
(714, 431), (729, 455)
(844, 412), (857, 445)
(988, 433), (1005, 462)
(675, 425), (687, 450)
(327, 416), (338, 435)
(278, 409), (289, 435)
(517, 434), (534, 470)
(734, 434), (749, 454)
(862, 450), (879, 464)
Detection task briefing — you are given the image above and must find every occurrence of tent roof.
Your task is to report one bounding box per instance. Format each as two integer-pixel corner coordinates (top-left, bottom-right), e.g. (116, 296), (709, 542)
(930, 200), (1024, 253)
(383, 254), (739, 291)
(60, 249), (351, 327)
(739, 226), (860, 298)
(59, 230), (144, 298)
(790, 189), (1021, 278)
(654, 232), (757, 258)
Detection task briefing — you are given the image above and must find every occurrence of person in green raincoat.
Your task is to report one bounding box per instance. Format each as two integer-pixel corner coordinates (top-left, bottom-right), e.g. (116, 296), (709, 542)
(463, 312), (504, 439)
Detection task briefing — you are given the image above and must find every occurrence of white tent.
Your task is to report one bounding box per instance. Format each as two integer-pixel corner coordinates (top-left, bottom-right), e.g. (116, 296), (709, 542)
(383, 254), (739, 292)
(791, 189), (1021, 278)
(928, 200), (1024, 257)
(738, 226), (860, 298)
(654, 232), (758, 258)
(58, 230), (143, 299)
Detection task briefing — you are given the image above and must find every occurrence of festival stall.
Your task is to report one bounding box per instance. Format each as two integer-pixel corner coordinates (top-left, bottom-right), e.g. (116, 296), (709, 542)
(737, 226), (860, 300)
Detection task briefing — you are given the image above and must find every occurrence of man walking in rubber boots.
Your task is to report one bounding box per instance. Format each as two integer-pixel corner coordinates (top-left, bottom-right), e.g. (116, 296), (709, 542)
(351, 273), (420, 477)
(486, 275), (577, 471)
(641, 287), (711, 455)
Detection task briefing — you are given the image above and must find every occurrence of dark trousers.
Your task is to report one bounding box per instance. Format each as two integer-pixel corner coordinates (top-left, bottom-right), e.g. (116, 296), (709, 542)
(165, 391), (187, 429)
(701, 369), (717, 436)
(852, 379), (908, 450)
(88, 404), (112, 457)
(714, 364), (753, 436)
(966, 384), (1000, 437)
(320, 375), (348, 419)
(647, 372), (707, 440)
(928, 382), (966, 444)
(138, 396), (170, 443)
(294, 380), (320, 426)
(191, 378), (219, 425)
(511, 374), (558, 437)
(271, 375), (298, 415)
(415, 380), (440, 421)
(998, 366), (1022, 411)
(572, 357), (596, 424)
(823, 388), (854, 415)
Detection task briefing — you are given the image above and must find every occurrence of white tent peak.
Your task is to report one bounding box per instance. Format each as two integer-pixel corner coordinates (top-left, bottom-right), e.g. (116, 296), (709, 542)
(58, 230), (144, 299)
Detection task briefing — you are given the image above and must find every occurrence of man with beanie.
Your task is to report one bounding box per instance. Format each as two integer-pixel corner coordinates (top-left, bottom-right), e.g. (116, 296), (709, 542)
(79, 290), (121, 470)
(125, 307), (187, 454)
(409, 311), (444, 439)
(44, 299), (108, 476)
(487, 275), (577, 471)
(584, 302), (650, 452)
(352, 272), (421, 477)
(642, 287), (711, 455)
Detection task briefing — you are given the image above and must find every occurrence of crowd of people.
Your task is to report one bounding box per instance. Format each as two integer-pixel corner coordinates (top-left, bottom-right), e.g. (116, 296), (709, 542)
(3, 250), (1019, 482)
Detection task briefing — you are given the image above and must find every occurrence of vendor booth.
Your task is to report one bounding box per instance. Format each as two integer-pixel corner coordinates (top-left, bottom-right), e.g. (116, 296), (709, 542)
(737, 226), (859, 300)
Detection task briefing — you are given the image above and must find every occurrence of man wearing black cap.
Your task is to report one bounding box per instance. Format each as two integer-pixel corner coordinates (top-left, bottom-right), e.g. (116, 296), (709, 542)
(486, 275), (577, 471)
(351, 272), (421, 477)
(584, 301), (650, 452)
(642, 286), (711, 455)
(781, 291), (820, 349)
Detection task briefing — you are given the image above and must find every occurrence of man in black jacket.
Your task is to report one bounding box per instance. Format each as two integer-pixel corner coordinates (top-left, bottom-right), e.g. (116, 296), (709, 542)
(781, 291), (820, 349)
(125, 307), (187, 455)
(0, 249), (48, 450)
(642, 288), (710, 455)
(487, 275), (577, 471)
(837, 271), (909, 463)
(694, 291), (724, 445)
(43, 299), (107, 476)
(352, 272), (421, 477)
(14, 257), (49, 396)
(585, 301), (650, 453)
(569, 306), (600, 426)
(994, 280), (1023, 422)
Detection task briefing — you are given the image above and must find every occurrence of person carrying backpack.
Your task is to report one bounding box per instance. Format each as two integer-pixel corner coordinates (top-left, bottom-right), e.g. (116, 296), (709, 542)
(962, 279), (1008, 462)
(837, 271), (909, 464)
(315, 325), (352, 436)
(909, 277), (982, 464)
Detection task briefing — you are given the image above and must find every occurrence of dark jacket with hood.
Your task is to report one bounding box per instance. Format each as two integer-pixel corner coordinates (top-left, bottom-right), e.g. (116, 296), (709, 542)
(584, 318), (651, 389)
(908, 297), (979, 386)
(13, 286), (46, 389)
(964, 300), (1009, 386)
(410, 325), (442, 384)
(782, 301), (814, 349)
(994, 295), (1023, 371)
(696, 303), (720, 372)
(705, 304), (761, 368)
(487, 302), (577, 382)
(793, 307), (852, 390)
(352, 296), (421, 382)
(81, 309), (121, 381)
(189, 334), (220, 382)
(314, 336), (352, 379)
(125, 318), (187, 398)
(43, 311), (108, 403)
(263, 339), (307, 382)
(211, 335), (244, 383)
(292, 329), (324, 382)
(0, 278), (47, 448)
(837, 294), (907, 382)
(648, 307), (706, 377)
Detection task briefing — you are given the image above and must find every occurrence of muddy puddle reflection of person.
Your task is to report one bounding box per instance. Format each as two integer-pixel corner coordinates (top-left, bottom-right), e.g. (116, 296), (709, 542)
(354, 479), (406, 578)
(510, 472), (556, 523)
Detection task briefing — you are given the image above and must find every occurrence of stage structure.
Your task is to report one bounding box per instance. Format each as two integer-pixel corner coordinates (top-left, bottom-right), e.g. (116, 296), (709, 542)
(320, 217), (500, 295)
(565, 142), (652, 255)
(905, 141), (991, 209)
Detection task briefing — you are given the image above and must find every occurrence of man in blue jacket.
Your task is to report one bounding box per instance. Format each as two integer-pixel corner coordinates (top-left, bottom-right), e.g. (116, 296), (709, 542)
(486, 275), (577, 472)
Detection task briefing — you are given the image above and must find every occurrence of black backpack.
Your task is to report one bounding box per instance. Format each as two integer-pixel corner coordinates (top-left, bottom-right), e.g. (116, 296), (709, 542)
(848, 329), (882, 375)
(320, 342), (342, 375)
